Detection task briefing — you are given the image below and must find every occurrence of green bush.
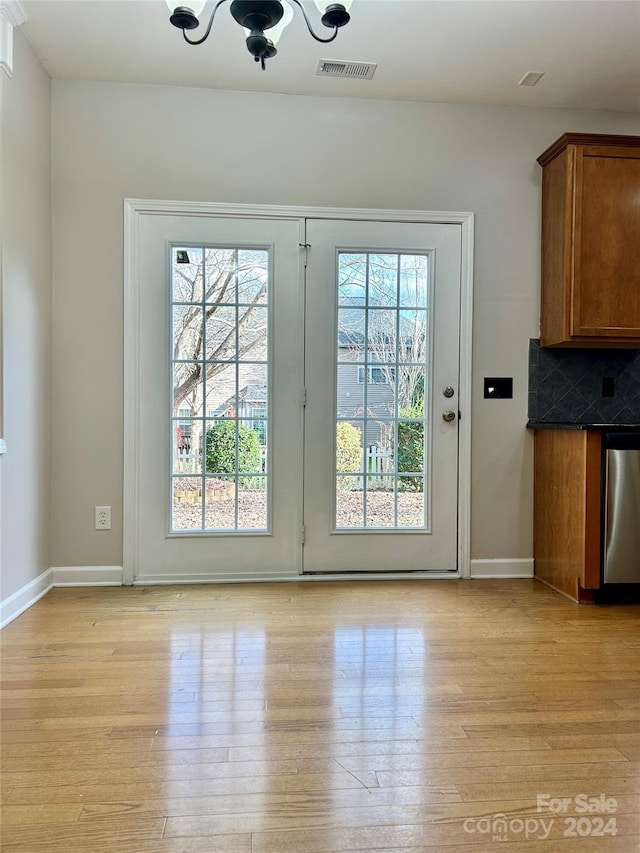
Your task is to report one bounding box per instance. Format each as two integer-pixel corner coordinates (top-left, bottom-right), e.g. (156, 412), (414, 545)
(205, 420), (260, 474)
(397, 401), (424, 490)
(336, 422), (362, 490)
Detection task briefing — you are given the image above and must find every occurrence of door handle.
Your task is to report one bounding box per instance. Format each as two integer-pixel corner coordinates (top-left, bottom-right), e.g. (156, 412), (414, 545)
(442, 410), (456, 423)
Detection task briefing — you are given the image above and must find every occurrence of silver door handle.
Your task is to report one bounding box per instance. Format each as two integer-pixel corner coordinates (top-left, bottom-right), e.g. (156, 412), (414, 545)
(442, 410), (456, 423)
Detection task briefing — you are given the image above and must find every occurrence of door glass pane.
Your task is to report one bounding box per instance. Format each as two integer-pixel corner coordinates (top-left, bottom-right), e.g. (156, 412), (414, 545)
(204, 476), (236, 531)
(368, 254), (398, 306)
(205, 307), (236, 360)
(172, 418), (203, 474)
(399, 254), (429, 307)
(236, 249), (268, 304)
(337, 308), (365, 361)
(172, 476), (203, 532)
(397, 477), (424, 527)
(173, 248), (204, 303)
(173, 305), (204, 360)
(238, 476), (268, 529)
(336, 483), (364, 528)
(338, 253), (367, 304)
(335, 251), (430, 530)
(171, 245), (270, 533)
(205, 248), (237, 304)
(238, 307), (268, 359)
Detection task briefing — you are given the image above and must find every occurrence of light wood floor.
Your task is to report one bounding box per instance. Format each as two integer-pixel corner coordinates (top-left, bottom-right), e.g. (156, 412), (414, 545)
(1, 579), (639, 852)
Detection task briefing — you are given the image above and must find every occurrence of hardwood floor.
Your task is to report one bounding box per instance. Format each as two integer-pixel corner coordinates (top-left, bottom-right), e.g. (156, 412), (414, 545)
(1, 579), (639, 851)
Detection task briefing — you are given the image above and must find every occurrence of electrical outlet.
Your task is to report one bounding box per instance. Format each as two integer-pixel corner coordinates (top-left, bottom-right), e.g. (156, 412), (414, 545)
(95, 506), (111, 530)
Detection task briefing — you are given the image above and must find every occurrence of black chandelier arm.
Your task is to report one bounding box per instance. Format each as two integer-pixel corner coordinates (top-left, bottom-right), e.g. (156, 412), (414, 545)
(288, 0), (339, 43)
(182, 0), (230, 45)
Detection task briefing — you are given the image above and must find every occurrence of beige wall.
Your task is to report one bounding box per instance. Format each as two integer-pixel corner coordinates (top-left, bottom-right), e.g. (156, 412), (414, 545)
(50, 80), (639, 568)
(1, 30), (52, 599)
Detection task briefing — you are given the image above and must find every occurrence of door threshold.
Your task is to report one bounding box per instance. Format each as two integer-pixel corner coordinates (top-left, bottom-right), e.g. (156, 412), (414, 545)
(300, 570), (460, 581)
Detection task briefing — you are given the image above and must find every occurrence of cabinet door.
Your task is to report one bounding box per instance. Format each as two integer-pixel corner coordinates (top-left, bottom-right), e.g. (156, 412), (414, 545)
(572, 146), (640, 339)
(534, 429), (601, 601)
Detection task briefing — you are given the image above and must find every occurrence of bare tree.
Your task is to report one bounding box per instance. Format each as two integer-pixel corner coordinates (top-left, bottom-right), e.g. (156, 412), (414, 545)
(172, 248), (268, 417)
(338, 253), (428, 415)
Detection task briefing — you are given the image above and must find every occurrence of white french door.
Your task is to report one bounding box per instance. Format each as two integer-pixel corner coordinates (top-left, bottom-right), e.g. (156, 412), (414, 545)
(302, 219), (461, 573)
(125, 204), (467, 583)
(130, 213), (304, 582)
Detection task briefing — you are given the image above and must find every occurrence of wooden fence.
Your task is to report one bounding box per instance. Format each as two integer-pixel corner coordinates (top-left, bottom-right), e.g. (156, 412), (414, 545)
(175, 447), (269, 473)
(177, 446), (392, 475)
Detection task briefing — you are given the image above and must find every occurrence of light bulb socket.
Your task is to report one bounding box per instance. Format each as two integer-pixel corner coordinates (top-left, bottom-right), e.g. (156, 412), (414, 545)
(169, 5), (200, 29)
(320, 3), (350, 28)
(245, 29), (277, 59)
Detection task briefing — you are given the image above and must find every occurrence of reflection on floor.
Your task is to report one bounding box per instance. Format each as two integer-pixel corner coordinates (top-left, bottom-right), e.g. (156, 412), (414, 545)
(1, 579), (639, 851)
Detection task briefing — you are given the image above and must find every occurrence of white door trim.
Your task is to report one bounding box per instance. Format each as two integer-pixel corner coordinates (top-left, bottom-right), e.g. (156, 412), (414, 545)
(123, 199), (474, 584)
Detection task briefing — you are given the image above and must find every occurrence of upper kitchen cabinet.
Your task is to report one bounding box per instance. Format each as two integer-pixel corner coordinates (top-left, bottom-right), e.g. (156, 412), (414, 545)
(538, 133), (640, 348)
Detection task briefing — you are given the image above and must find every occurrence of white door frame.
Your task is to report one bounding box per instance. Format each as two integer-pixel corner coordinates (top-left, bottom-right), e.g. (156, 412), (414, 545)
(123, 199), (474, 585)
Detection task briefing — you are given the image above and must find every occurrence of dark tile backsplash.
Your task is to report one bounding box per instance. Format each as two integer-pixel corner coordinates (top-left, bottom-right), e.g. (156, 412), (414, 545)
(528, 340), (640, 424)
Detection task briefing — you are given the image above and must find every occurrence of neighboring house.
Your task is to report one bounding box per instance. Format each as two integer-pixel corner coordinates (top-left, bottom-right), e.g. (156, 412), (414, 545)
(210, 383), (268, 445)
(337, 331), (394, 448)
(177, 381), (268, 451)
(176, 332), (414, 453)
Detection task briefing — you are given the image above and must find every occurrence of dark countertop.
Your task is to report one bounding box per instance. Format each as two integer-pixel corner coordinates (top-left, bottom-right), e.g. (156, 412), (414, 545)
(527, 421), (640, 431)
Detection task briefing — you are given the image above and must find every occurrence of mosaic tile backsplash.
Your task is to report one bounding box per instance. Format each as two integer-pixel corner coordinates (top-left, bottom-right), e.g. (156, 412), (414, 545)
(528, 340), (640, 424)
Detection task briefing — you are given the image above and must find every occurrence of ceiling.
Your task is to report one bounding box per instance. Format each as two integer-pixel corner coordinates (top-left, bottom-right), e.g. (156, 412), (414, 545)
(18, 0), (640, 112)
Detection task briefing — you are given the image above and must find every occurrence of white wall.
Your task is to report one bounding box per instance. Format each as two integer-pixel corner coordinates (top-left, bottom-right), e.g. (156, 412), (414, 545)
(50, 80), (639, 568)
(1, 30), (52, 600)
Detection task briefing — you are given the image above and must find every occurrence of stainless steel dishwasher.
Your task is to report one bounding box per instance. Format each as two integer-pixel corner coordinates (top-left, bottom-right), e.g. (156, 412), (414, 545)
(602, 432), (640, 590)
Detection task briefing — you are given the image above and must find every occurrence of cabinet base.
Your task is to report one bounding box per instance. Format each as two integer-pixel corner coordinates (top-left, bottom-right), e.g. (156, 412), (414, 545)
(534, 576), (596, 604)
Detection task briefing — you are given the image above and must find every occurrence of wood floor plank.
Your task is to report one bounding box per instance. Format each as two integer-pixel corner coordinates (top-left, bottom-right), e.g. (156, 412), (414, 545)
(298, 747), (628, 776)
(0, 803), (84, 825)
(5, 768), (372, 806)
(1, 579), (639, 851)
(376, 760), (640, 787)
(458, 778), (640, 801)
(2, 759), (298, 790)
(228, 735), (554, 762)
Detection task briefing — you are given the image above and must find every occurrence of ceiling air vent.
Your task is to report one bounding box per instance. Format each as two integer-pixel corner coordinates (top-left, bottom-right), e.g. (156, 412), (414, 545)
(518, 71), (545, 87)
(316, 60), (377, 80)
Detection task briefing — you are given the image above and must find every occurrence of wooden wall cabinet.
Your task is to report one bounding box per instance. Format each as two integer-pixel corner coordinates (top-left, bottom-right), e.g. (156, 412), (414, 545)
(538, 133), (640, 348)
(534, 429), (601, 602)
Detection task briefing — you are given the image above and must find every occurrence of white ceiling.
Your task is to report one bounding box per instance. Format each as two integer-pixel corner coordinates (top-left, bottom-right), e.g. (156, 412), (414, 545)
(18, 0), (640, 112)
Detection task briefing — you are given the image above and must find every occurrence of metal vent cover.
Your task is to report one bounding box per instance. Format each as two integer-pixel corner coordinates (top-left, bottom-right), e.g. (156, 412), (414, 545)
(518, 71), (545, 87)
(316, 60), (377, 80)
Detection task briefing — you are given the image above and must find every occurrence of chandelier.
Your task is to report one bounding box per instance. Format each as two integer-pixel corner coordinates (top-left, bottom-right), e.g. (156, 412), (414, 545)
(166, 0), (353, 70)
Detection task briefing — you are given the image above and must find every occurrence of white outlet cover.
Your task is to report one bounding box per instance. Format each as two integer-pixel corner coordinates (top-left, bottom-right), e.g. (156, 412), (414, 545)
(95, 506), (112, 530)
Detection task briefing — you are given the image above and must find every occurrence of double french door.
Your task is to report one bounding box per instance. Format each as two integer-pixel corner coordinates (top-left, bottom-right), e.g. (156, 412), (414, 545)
(127, 208), (463, 582)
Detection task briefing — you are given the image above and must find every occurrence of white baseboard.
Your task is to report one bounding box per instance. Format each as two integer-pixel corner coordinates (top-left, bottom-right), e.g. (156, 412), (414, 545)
(2, 561), (530, 629)
(1, 567), (123, 629)
(52, 566), (123, 586)
(0, 568), (53, 629)
(470, 558), (534, 578)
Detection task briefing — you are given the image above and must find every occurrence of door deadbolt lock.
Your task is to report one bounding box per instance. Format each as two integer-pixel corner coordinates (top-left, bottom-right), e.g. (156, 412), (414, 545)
(442, 410), (456, 423)
(443, 386), (455, 398)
